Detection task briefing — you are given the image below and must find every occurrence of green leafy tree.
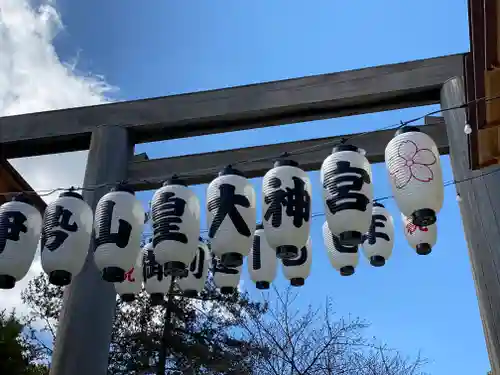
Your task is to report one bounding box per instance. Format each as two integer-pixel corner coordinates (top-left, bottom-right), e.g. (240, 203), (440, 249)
(21, 271), (267, 375)
(0, 309), (49, 375)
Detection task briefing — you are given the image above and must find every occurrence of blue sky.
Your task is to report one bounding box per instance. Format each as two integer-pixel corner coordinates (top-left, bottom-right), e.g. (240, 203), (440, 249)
(46, 0), (486, 373)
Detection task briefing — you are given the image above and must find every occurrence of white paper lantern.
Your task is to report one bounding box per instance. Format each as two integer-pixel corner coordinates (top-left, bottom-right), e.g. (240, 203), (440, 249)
(152, 176), (200, 277)
(40, 190), (93, 286)
(206, 166), (256, 267)
(282, 236), (312, 286)
(385, 126), (444, 227)
(402, 214), (437, 255)
(94, 184), (145, 283)
(115, 250), (143, 302)
(213, 257), (242, 295)
(321, 145), (373, 246)
(142, 241), (172, 305)
(322, 221), (358, 276)
(0, 195), (42, 289)
(361, 202), (394, 267)
(262, 158), (312, 260)
(248, 223), (277, 290)
(177, 239), (210, 296)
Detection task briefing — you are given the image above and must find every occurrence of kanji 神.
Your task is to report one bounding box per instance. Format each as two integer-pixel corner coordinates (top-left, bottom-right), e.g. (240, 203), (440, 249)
(94, 200), (132, 249)
(0, 211), (28, 254)
(153, 191), (188, 246)
(41, 205), (78, 252)
(323, 160), (371, 216)
(283, 245), (308, 267)
(362, 214), (390, 245)
(405, 222), (428, 235)
(264, 176), (311, 228)
(207, 184), (251, 238)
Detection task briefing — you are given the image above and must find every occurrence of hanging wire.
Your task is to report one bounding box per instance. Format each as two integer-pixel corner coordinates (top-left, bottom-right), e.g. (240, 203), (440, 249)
(1, 92), (499, 201)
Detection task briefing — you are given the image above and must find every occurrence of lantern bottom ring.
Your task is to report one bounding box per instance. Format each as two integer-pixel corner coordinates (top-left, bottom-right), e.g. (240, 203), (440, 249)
(102, 266), (125, 283)
(276, 245), (298, 259)
(150, 293), (165, 306)
(411, 208), (437, 227)
(121, 294), (135, 303)
(256, 281), (270, 290)
(220, 286), (235, 295)
(183, 290), (198, 298)
(221, 252), (243, 267)
(339, 231), (362, 246)
(49, 270), (72, 286)
(290, 278), (305, 287)
(370, 255), (386, 267)
(165, 261), (187, 277)
(340, 266), (355, 277)
(0, 274), (16, 289)
(416, 243), (432, 256)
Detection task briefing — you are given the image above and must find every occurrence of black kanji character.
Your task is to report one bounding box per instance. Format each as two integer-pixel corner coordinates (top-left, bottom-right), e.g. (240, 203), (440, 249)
(153, 191), (188, 246)
(323, 161), (371, 215)
(264, 176), (311, 228)
(142, 249), (166, 281)
(94, 200), (132, 249)
(213, 258), (239, 275)
(41, 205), (78, 252)
(362, 214), (390, 245)
(185, 246), (205, 280)
(207, 184), (251, 238)
(0, 211), (28, 254)
(282, 245), (308, 267)
(332, 234), (358, 254)
(252, 235), (262, 271)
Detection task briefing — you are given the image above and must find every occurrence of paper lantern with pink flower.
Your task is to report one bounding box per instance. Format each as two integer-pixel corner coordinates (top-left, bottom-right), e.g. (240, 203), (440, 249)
(385, 126), (444, 227)
(401, 214), (437, 255)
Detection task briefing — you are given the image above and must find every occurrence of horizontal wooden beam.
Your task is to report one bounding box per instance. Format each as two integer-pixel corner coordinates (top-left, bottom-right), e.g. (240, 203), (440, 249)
(127, 122), (449, 191)
(0, 54), (463, 158)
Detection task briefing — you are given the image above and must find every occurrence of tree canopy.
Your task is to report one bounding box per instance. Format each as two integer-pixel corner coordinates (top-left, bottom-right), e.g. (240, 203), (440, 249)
(19, 272), (429, 375)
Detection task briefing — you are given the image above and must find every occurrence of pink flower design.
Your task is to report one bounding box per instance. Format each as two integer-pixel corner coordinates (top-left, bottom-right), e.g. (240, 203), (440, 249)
(388, 140), (436, 189)
(405, 222), (429, 235)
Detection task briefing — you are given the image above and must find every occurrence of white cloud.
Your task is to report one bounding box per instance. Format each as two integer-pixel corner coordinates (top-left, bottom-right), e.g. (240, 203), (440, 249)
(0, 0), (115, 313)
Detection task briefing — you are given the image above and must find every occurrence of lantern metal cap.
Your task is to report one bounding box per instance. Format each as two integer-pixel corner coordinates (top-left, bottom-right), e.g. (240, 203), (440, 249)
(163, 175), (187, 187)
(290, 277), (305, 287)
(373, 202), (385, 208)
(332, 144), (359, 153)
(395, 125), (421, 136)
(273, 159), (299, 167)
(416, 243), (432, 256)
(60, 190), (84, 200)
(218, 165), (245, 177)
(220, 286), (235, 295)
(256, 281), (270, 289)
(255, 223), (264, 230)
(10, 193), (33, 205)
(111, 183), (135, 195)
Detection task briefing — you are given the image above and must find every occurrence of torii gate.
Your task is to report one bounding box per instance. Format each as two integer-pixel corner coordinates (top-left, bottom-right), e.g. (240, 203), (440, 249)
(0, 50), (498, 375)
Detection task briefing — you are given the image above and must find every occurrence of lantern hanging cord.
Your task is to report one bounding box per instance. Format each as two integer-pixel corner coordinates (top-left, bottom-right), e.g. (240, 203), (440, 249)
(1, 92), (500, 199)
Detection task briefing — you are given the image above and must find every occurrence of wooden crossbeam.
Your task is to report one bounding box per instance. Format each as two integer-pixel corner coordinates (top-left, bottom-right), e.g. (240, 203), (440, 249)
(0, 54), (463, 159)
(127, 122), (448, 191)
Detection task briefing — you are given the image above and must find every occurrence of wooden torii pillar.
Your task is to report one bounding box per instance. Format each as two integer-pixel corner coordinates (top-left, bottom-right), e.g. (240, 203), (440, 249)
(442, 75), (500, 375)
(0, 53), (464, 375)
